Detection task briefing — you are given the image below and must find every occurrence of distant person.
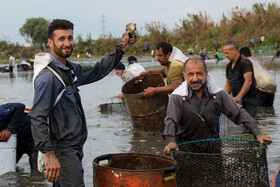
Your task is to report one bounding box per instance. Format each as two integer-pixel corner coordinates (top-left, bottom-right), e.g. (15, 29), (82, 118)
(214, 41), (218, 51)
(275, 42), (280, 58)
(249, 38), (255, 48)
(151, 49), (155, 58)
(0, 103), (38, 170)
(239, 47), (276, 107)
(163, 58), (272, 155)
(145, 44), (150, 52)
(138, 41), (188, 97)
(259, 35), (265, 45)
(199, 48), (207, 60)
(114, 60), (146, 99)
(115, 57), (145, 83)
(29, 19), (135, 186)
(223, 41), (258, 117)
(40, 42), (46, 52)
(8, 52), (15, 73)
(214, 49), (223, 61)
(188, 47), (194, 55)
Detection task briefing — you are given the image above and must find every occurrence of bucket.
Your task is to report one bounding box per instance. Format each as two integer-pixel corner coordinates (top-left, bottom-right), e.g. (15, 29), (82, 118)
(0, 134), (17, 175)
(122, 74), (169, 131)
(93, 153), (176, 187)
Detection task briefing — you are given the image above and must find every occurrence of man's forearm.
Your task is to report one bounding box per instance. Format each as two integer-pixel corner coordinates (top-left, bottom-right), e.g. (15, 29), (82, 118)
(236, 80), (251, 100)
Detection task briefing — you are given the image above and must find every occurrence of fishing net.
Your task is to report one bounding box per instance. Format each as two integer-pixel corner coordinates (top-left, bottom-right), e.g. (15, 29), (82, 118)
(99, 98), (127, 114)
(172, 138), (269, 187)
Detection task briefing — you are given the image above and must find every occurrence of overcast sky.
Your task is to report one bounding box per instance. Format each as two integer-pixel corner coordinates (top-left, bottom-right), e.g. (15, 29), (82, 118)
(0, 0), (277, 44)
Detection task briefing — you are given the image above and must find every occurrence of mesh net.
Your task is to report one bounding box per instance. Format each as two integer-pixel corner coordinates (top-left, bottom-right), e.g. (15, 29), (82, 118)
(172, 138), (269, 187)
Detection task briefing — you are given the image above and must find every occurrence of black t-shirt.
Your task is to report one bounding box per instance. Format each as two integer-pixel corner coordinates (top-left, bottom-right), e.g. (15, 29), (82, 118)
(226, 55), (257, 101)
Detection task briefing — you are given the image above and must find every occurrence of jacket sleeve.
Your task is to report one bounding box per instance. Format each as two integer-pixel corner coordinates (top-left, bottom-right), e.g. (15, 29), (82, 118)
(218, 90), (261, 136)
(1, 103), (25, 134)
(29, 72), (57, 153)
(163, 95), (182, 143)
(75, 46), (124, 86)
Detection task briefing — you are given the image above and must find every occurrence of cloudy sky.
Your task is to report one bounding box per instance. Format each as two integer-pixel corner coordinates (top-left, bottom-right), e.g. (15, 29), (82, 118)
(0, 0), (277, 44)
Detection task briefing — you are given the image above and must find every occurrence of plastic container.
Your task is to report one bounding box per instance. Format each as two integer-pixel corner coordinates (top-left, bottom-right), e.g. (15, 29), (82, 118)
(0, 134), (17, 175)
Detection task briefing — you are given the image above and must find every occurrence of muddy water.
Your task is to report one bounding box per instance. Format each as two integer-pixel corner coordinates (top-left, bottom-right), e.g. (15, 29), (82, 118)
(0, 55), (279, 186)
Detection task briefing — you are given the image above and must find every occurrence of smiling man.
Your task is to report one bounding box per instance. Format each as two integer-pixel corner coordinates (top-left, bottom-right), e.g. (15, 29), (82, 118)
(29, 19), (135, 186)
(163, 58), (271, 155)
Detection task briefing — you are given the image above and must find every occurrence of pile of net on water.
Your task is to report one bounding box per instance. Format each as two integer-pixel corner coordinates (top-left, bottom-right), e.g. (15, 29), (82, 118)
(172, 138), (269, 187)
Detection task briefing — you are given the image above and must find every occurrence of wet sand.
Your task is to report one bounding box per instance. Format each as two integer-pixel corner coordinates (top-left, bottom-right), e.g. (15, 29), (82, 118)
(0, 56), (279, 186)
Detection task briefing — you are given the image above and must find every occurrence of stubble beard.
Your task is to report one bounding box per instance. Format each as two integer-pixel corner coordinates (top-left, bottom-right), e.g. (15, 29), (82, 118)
(53, 42), (73, 59)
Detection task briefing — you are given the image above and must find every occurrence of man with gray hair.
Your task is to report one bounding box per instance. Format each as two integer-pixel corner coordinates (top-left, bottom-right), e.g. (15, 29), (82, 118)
(223, 41), (258, 117)
(163, 58), (271, 155)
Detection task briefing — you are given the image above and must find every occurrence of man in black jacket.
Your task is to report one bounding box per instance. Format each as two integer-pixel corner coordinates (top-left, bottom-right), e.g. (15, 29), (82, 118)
(0, 103), (37, 170)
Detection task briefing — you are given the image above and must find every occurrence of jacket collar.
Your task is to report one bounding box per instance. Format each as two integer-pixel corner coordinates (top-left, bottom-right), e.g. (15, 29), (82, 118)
(50, 53), (70, 70)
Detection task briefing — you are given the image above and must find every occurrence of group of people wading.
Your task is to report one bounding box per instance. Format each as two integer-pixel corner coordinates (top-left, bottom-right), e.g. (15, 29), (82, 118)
(1, 18), (279, 186)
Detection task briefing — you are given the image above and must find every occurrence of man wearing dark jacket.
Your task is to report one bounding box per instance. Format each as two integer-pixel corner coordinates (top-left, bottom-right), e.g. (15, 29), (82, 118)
(29, 19), (135, 186)
(0, 103), (37, 170)
(163, 58), (272, 155)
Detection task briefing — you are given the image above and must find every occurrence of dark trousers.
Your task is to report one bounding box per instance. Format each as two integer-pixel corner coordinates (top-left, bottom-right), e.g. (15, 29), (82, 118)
(9, 66), (14, 73)
(53, 148), (85, 187)
(16, 123), (38, 170)
(241, 99), (257, 118)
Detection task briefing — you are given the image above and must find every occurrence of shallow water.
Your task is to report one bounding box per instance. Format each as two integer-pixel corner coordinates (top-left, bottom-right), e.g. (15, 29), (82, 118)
(0, 55), (279, 186)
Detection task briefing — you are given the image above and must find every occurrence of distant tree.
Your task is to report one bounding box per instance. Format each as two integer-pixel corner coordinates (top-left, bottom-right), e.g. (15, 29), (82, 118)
(19, 17), (49, 45)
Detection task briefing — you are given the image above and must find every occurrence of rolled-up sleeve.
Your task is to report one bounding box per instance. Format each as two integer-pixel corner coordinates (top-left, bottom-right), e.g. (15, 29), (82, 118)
(29, 72), (57, 153)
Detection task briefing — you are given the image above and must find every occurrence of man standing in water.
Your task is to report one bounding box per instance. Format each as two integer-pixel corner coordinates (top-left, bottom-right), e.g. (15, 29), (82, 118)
(29, 19), (135, 186)
(163, 58), (272, 154)
(223, 41), (258, 117)
(139, 41), (187, 97)
(8, 52), (15, 73)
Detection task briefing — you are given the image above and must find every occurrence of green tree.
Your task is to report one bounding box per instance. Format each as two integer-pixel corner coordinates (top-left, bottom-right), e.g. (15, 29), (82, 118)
(19, 17), (49, 45)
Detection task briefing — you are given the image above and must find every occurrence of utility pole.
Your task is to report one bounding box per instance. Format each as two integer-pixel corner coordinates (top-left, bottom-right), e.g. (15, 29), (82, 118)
(101, 13), (106, 38)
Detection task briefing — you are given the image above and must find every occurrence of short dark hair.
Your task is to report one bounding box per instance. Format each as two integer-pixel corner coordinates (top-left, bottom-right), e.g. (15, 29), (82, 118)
(224, 41), (238, 50)
(183, 58), (207, 72)
(239, 47), (252, 57)
(156, 41), (173, 55)
(48, 19), (74, 39)
(127, 56), (137, 64)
